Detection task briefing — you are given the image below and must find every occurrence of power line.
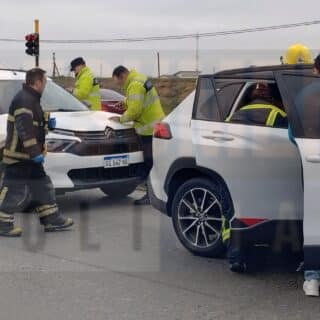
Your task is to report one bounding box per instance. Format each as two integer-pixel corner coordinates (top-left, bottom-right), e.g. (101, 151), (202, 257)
(0, 20), (320, 44)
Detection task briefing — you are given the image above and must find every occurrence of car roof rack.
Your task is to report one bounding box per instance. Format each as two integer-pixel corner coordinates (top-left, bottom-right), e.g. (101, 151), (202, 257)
(215, 64), (313, 76)
(201, 64), (314, 80)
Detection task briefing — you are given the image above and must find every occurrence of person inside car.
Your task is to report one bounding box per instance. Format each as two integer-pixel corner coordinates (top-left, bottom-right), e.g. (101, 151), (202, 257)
(227, 83), (288, 128)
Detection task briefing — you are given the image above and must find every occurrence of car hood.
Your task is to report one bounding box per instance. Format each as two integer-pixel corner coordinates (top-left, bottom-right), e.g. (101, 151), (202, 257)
(51, 111), (132, 131)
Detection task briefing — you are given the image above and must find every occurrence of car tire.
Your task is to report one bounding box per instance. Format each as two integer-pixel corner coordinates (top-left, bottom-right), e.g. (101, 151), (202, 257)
(100, 183), (137, 198)
(171, 177), (226, 258)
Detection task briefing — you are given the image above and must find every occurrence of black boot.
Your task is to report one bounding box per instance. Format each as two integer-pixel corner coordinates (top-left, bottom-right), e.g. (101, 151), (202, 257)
(228, 248), (247, 273)
(134, 193), (150, 206)
(229, 261), (247, 273)
(40, 213), (73, 232)
(0, 221), (22, 237)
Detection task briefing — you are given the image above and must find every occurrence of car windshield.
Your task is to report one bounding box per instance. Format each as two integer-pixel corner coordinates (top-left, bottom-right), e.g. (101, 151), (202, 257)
(0, 79), (88, 114)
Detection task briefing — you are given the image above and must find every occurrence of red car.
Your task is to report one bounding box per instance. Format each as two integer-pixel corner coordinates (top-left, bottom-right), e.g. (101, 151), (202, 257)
(100, 89), (125, 114)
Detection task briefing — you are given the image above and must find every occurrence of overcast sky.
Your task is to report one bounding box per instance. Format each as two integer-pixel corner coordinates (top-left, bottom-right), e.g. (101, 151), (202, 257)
(1, 0), (320, 49)
(0, 0), (320, 74)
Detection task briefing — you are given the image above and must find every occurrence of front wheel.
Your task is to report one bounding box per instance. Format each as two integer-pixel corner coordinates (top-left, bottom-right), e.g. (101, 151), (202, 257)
(100, 183), (138, 198)
(171, 177), (226, 258)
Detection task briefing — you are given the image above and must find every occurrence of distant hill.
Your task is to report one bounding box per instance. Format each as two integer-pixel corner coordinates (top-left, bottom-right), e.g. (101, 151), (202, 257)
(53, 77), (196, 115)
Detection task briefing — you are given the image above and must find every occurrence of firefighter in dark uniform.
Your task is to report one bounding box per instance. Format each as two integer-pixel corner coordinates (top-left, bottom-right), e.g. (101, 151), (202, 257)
(227, 83), (288, 127)
(0, 68), (73, 237)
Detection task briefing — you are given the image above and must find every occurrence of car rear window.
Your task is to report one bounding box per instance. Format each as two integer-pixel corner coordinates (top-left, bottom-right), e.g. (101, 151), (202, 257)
(193, 77), (220, 121)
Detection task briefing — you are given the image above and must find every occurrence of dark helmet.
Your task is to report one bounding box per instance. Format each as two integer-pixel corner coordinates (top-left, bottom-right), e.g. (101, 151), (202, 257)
(70, 57), (86, 71)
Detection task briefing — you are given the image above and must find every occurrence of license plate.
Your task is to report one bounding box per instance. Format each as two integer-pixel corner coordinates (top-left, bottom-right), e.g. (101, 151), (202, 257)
(104, 155), (129, 168)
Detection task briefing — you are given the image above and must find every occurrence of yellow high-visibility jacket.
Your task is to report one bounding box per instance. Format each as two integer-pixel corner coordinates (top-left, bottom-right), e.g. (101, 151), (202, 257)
(120, 70), (165, 136)
(73, 66), (101, 111)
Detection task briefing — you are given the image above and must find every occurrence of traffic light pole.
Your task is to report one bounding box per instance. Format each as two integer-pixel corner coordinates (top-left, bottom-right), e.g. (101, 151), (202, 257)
(34, 19), (39, 67)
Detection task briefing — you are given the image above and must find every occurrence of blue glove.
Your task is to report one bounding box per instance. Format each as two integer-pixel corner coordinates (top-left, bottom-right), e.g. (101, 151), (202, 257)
(32, 154), (45, 164)
(48, 117), (56, 130)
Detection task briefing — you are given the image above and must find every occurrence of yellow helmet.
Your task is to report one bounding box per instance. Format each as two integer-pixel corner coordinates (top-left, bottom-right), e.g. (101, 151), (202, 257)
(283, 44), (313, 64)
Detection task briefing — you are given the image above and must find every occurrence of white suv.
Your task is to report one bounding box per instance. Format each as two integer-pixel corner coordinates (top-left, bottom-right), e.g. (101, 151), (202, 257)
(0, 69), (144, 197)
(149, 64), (319, 261)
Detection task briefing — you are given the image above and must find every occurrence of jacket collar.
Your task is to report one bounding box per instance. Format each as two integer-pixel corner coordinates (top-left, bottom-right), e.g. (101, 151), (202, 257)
(23, 84), (42, 100)
(76, 66), (89, 79)
(124, 70), (138, 91)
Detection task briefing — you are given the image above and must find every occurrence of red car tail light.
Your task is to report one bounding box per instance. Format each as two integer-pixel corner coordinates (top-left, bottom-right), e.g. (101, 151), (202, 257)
(153, 122), (172, 140)
(239, 218), (267, 227)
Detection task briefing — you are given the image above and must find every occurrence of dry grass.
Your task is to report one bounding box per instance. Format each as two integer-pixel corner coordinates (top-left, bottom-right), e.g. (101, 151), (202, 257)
(53, 77), (196, 114)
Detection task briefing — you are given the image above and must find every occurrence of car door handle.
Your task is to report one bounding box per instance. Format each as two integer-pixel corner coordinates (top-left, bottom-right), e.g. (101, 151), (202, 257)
(202, 134), (234, 142)
(306, 155), (320, 163)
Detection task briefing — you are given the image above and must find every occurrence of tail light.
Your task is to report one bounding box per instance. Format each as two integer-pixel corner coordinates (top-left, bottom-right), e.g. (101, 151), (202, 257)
(239, 218), (267, 227)
(153, 122), (172, 140)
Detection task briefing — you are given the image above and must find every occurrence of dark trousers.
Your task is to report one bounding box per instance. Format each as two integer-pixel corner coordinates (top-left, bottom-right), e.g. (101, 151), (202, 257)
(0, 162), (59, 221)
(139, 135), (153, 181)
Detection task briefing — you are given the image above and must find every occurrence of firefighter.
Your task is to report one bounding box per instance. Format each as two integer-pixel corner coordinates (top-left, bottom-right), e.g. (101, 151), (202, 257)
(70, 57), (101, 111)
(314, 54), (320, 75)
(0, 68), (73, 237)
(227, 83), (288, 127)
(299, 54), (320, 296)
(110, 66), (165, 205)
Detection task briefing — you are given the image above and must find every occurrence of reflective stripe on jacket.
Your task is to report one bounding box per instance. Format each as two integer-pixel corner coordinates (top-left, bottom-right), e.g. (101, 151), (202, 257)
(227, 104), (287, 127)
(120, 70), (165, 136)
(73, 66), (101, 111)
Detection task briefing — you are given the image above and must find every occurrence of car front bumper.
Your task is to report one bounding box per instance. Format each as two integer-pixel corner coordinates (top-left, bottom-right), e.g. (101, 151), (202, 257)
(45, 151), (144, 190)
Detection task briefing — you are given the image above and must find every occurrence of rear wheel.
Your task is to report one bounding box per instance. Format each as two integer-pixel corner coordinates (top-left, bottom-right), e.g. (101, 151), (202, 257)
(100, 183), (137, 198)
(171, 177), (226, 258)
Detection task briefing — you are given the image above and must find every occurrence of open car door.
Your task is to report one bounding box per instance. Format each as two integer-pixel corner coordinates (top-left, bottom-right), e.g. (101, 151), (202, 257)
(276, 70), (320, 269)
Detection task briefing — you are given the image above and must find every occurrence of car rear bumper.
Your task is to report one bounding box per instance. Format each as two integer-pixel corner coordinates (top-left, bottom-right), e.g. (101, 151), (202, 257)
(148, 178), (167, 215)
(230, 218), (303, 253)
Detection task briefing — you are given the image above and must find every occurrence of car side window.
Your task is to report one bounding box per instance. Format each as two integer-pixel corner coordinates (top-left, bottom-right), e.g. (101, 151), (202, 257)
(228, 81), (288, 129)
(193, 77), (220, 122)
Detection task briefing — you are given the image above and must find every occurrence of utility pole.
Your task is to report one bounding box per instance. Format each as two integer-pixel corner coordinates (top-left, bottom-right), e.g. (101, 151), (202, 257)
(196, 32), (199, 72)
(157, 52), (161, 78)
(52, 52), (60, 78)
(100, 63), (103, 78)
(34, 19), (39, 67)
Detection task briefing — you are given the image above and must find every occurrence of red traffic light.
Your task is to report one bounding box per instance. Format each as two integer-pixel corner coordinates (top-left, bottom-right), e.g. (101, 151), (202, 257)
(25, 34), (35, 41)
(25, 33), (39, 57)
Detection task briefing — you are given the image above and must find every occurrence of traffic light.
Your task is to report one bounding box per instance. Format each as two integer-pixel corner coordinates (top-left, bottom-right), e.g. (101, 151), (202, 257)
(25, 33), (39, 56)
